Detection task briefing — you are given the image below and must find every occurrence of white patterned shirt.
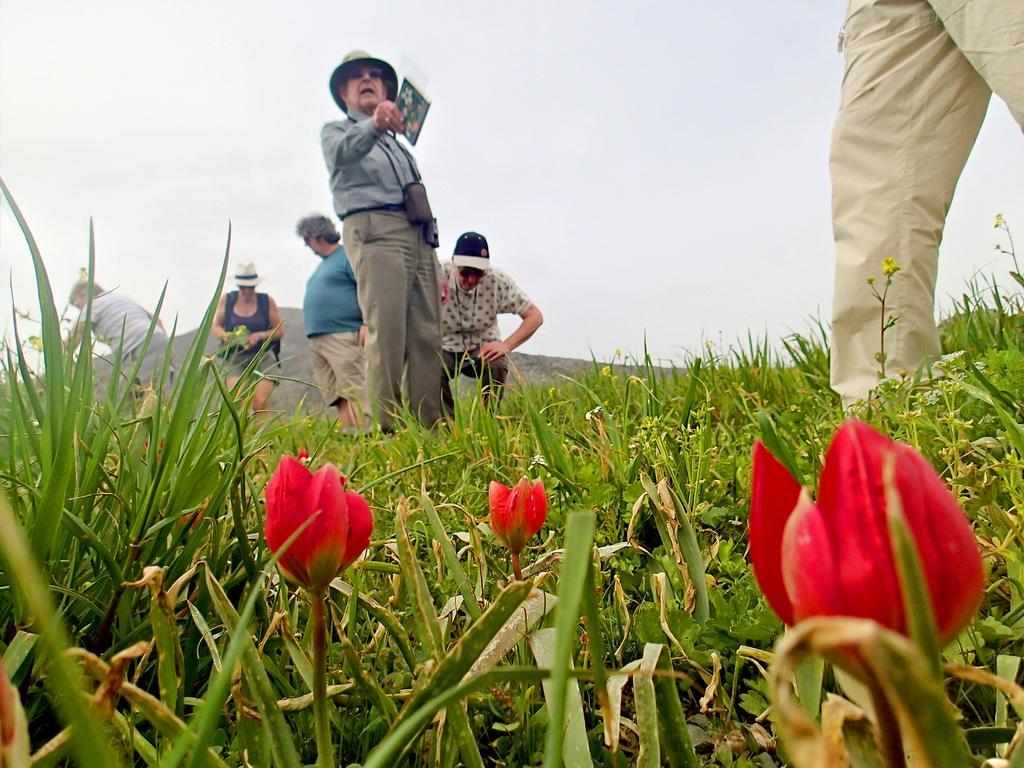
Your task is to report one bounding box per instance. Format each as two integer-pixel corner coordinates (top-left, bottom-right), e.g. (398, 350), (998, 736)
(76, 290), (163, 355)
(441, 263), (532, 353)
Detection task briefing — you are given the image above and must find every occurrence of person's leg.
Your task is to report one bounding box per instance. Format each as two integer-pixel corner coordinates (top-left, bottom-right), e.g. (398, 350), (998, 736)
(326, 332), (366, 429)
(405, 229), (443, 427)
(309, 336), (339, 415)
(829, 0), (991, 405)
(344, 212), (414, 431)
(335, 398), (361, 428)
(251, 378), (275, 413)
(928, 0), (1024, 126)
(440, 350), (459, 418)
(310, 332), (365, 428)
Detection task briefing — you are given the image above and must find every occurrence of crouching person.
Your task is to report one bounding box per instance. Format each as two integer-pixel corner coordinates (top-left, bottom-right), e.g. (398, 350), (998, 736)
(440, 232), (543, 414)
(69, 277), (176, 391)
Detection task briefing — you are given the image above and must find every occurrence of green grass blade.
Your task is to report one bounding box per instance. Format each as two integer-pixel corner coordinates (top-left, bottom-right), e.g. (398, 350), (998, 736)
(420, 493), (482, 620)
(649, 645), (699, 768)
(445, 704), (486, 768)
(883, 455), (940, 678)
(357, 668), (550, 768)
(542, 510), (596, 768)
(199, 567), (301, 768)
(395, 579), (532, 725)
(0, 493), (121, 767)
(529, 628), (593, 768)
(634, 644), (661, 768)
(756, 410), (804, 486)
(395, 499), (444, 656)
(329, 580), (417, 672)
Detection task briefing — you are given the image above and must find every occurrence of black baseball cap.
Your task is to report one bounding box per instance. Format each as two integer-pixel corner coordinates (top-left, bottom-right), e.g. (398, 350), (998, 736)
(452, 232), (490, 271)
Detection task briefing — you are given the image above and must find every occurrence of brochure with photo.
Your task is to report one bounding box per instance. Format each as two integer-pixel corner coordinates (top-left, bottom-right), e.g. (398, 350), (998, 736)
(396, 78), (430, 145)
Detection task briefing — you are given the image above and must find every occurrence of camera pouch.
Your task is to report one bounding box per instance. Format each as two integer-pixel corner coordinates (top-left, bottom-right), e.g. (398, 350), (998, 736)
(403, 182), (434, 224)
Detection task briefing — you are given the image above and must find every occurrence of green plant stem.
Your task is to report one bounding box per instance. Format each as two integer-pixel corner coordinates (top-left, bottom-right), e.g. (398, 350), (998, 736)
(512, 551), (522, 581)
(879, 285), (889, 379)
(868, 670), (906, 768)
(311, 589), (335, 768)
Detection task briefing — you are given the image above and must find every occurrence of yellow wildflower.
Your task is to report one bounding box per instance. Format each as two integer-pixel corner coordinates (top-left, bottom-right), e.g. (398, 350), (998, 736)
(601, 365), (613, 378)
(881, 258), (901, 278)
(995, 213), (1004, 228)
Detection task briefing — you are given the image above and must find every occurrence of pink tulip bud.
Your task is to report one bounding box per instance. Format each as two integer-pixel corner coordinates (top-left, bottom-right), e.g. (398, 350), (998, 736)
(264, 456), (373, 592)
(749, 420), (984, 644)
(489, 477), (547, 556)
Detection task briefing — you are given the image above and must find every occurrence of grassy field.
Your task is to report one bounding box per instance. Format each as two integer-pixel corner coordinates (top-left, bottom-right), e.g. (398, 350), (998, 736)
(3, 180), (1024, 766)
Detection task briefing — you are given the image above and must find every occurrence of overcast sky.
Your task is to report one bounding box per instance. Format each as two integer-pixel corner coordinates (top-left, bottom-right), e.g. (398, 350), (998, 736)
(2, 1), (1023, 363)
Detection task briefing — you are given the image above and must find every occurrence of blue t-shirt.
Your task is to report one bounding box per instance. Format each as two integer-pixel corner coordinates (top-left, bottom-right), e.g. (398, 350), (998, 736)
(303, 246), (363, 336)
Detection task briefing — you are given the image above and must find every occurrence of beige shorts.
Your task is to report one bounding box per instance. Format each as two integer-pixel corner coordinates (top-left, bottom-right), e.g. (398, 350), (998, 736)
(308, 331), (365, 407)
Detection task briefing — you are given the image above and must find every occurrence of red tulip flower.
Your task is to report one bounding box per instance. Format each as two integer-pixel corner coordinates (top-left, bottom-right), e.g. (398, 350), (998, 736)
(749, 420), (984, 644)
(264, 456), (373, 592)
(490, 477), (547, 580)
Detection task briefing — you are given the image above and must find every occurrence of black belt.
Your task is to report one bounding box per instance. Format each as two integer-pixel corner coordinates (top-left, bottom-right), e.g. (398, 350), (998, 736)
(342, 203), (405, 220)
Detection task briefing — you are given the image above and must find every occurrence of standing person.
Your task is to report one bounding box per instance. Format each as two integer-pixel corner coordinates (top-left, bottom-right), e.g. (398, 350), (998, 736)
(830, 0), (1024, 405)
(212, 262), (284, 413)
(69, 278), (174, 388)
(321, 50), (447, 432)
(295, 214), (366, 429)
(440, 232), (543, 414)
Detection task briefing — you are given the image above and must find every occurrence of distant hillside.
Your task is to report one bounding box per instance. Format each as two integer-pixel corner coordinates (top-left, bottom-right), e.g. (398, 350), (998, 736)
(170, 307), (602, 414)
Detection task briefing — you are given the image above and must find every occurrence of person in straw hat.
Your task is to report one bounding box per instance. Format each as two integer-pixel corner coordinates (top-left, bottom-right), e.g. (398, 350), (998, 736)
(320, 50), (447, 432)
(212, 261), (284, 413)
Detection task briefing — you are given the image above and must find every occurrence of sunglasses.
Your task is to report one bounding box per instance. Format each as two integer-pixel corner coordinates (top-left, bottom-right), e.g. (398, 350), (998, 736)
(458, 267), (485, 278)
(349, 66), (385, 81)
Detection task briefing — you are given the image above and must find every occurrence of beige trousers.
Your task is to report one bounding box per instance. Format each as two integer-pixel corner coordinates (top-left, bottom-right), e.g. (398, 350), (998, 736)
(830, 0), (1024, 404)
(343, 211), (442, 431)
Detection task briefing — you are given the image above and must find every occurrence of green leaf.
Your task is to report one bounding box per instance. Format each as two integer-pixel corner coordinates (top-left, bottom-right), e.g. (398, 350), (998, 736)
(639, 475), (709, 624)
(195, 567), (301, 768)
(868, 630), (972, 767)
(633, 644), (661, 768)
(0, 492), (121, 768)
(395, 579), (533, 726)
(420, 493), (482, 620)
(883, 455), (941, 678)
(530, 628), (593, 768)
(756, 410), (804, 486)
(649, 645), (699, 768)
(329, 580), (417, 672)
(794, 657), (824, 720)
(543, 510), (596, 768)
(357, 668), (550, 768)
(395, 500), (444, 657)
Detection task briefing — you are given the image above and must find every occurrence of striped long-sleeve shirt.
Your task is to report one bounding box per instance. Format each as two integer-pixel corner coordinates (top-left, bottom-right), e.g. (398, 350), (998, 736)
(321, 108), (423, 219)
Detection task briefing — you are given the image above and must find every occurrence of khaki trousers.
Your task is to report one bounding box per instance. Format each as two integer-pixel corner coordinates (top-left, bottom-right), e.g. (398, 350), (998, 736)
(830, 0), (1024, 404)
(343, 211), (442, 430)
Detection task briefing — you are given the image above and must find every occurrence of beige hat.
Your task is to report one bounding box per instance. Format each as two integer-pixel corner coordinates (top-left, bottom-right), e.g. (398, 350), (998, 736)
(233, 262), (262, 287)
(329, 50), (399, 113)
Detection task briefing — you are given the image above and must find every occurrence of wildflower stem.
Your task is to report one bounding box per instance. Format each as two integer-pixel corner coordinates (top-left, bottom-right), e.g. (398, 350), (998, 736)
(512, 552), (523, 581)
(878, 283), (889, 379)
(1004, 223), (1019, 274)
(311, 589), (336, 768)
